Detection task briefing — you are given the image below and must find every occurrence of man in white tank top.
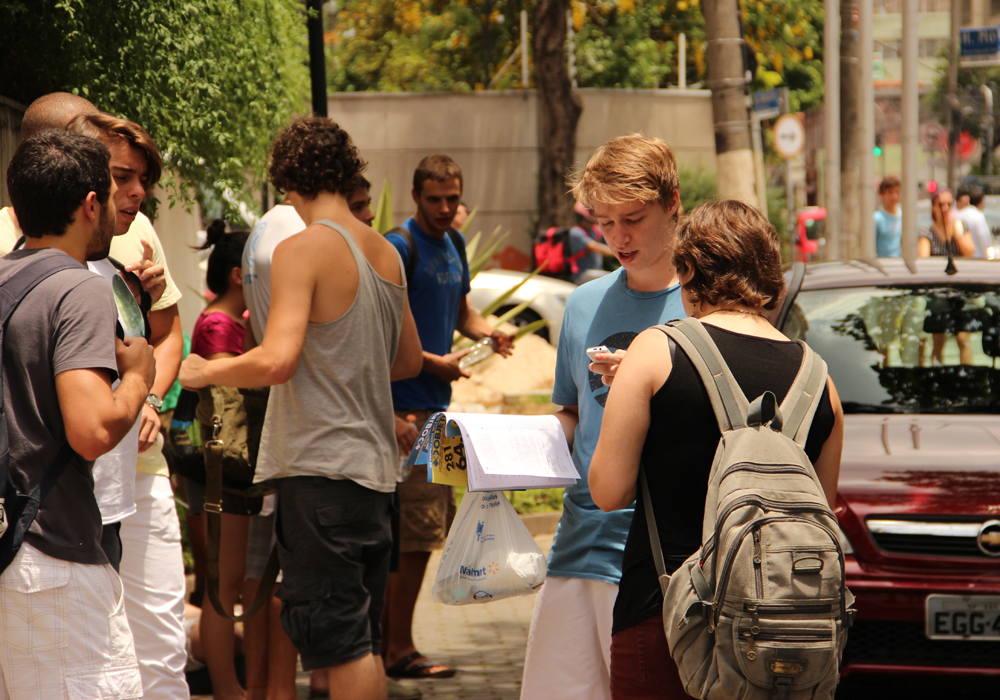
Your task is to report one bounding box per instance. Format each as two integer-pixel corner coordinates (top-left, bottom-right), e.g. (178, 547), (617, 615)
(181, 117), (423, 700)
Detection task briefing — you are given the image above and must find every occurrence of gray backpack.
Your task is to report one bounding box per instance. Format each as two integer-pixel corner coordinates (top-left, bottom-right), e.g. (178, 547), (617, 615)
(642, 318), (855, 700)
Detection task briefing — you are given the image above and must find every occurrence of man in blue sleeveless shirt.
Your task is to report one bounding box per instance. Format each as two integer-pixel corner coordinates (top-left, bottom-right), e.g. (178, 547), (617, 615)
(520, 135), (686, 700)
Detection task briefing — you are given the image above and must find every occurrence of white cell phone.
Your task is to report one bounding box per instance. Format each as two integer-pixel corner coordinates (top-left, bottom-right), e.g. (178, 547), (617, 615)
(586, 345), (611, 362)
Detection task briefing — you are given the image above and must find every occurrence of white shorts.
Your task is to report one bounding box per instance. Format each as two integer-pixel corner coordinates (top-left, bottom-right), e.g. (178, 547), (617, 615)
(0, 543), (142, 699)
(520, 576), (618, 700)
(119, 472), (190, 700)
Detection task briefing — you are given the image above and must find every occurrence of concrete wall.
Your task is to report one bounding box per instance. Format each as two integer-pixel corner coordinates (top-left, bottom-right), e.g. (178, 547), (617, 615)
(328, 88), (715, 268)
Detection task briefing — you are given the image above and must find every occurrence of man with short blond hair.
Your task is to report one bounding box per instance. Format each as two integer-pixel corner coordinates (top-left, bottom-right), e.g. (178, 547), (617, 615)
(520, 134), (686, 700)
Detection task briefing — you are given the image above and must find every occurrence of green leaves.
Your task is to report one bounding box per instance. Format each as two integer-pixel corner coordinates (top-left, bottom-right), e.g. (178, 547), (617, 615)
(1, 0), (309, 219)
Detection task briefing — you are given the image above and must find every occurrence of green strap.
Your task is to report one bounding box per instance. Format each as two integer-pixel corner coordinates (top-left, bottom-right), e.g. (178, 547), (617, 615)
(204, 424), (280, 622)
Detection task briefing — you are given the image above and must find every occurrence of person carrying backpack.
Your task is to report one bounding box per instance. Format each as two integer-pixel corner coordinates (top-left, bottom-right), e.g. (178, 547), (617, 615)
(589, 200), (847, 700)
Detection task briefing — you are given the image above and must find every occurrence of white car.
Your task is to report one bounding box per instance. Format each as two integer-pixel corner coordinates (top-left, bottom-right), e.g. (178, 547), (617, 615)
(468, 269), (578, 347)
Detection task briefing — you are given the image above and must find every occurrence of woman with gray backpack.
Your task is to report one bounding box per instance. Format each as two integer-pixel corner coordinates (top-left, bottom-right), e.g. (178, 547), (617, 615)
(589, 200), (849, 700)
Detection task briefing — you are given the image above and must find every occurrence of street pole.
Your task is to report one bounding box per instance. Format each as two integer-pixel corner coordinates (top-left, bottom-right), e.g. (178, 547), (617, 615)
(858, 0), (875, 258)
(901, 0), (918, 262)
(840, 0), (860, 261)
(703, 0), (758, 205)
(947, 0), (960, 190)
(982, 85), (994, 175)
(521, 10), (530, 89)
(306, 0), (327, 117)
(825, 0), (841, 262)
(679, 33), (687, 90)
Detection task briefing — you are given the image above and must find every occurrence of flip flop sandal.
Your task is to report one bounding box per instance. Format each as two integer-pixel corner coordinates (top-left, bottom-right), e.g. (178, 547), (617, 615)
(385, 651), (457, 679)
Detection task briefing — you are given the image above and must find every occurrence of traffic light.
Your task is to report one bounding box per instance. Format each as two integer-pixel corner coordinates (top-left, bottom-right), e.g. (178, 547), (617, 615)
(927, 180), (938, 194)
(873, 133), (884, 157)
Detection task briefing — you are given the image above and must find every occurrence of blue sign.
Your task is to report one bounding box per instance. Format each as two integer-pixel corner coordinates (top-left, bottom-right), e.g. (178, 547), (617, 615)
(753, 88), (781, 116)
(961, 27), (1000, 57)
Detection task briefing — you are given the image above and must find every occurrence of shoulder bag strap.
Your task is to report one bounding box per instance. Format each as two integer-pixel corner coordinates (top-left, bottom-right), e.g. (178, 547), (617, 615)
(779, 342), (829, 446)
(639, 464), (670, 597)
(654, 318), (749, 431)
(203, 422), (279, 622)
(0, 255), (83, 566)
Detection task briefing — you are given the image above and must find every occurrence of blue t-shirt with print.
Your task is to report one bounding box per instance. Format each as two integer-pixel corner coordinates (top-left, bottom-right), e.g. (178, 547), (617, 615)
(874, 208), (902, 258)
(548, 269), (686, 584)
(388, 217), (471, 411)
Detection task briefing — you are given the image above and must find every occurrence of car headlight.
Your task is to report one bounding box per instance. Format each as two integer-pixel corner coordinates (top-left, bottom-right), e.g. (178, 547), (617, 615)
(837, 524), (855, 555)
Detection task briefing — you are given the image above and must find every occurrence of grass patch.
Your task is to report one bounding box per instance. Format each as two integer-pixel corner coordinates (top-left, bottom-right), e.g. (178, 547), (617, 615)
(456, 486), (564, 514)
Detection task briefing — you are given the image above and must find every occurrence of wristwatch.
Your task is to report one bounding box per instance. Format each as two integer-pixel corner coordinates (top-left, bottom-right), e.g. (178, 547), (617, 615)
(145, 392), (163, 411)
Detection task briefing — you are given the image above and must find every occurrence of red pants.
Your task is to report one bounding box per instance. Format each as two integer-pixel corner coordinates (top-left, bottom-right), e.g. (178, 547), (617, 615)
(610, 614), (691, 700)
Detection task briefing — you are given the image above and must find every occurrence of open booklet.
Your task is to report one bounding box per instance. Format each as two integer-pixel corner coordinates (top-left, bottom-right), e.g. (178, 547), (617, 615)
(406, 412), (580, 491)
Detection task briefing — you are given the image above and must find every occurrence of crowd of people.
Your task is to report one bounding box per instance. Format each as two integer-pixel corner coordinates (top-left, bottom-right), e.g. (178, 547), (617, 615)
(0, 91), (844, 700)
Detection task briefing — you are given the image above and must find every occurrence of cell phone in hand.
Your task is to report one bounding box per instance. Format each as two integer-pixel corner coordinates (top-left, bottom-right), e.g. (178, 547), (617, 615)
(586, 345), (611, 362)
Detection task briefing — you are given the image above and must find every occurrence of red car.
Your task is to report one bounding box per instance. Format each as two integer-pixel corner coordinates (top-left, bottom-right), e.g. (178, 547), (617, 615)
(775, 258), (1000, 679)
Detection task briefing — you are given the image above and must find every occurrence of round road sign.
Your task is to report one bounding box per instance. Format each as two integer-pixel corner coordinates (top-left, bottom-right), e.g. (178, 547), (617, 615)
(773, 114), (805, 159)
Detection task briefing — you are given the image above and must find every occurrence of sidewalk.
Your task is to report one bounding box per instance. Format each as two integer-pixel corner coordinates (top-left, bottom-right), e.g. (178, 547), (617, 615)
(193, 533), (552, 700)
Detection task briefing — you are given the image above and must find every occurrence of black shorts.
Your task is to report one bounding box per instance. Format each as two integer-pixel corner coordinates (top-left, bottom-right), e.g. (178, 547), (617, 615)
(275, 476), (393, 670)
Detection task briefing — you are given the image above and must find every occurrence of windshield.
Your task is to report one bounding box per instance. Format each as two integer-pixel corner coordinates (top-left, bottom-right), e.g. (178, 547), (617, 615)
(785, 285), (1000, 414)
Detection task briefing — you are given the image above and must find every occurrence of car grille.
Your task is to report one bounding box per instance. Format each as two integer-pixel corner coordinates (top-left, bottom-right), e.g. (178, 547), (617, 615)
(866, 519), (999, 559)
(844, 620), (1000, 669)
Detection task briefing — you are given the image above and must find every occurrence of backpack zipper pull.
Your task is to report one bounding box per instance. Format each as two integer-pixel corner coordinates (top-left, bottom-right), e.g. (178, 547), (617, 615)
(752, 529), (762, 564)
(747, 603), (761, 635)
(744, 629), (758, 660)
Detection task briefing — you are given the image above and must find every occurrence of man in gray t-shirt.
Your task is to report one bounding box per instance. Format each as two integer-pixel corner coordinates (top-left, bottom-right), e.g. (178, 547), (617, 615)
(0, 130), (155, 699)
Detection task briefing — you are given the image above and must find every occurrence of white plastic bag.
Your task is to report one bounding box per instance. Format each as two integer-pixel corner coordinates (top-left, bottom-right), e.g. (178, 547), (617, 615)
(432, 490), (547, 605)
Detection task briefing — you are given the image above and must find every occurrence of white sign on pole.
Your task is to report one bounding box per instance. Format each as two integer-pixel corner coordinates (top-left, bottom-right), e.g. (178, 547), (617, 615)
(773, 114), (805, 159)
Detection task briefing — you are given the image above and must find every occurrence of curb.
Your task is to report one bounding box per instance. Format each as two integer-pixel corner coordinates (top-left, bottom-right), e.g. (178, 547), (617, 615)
(519, 510), (562, 536)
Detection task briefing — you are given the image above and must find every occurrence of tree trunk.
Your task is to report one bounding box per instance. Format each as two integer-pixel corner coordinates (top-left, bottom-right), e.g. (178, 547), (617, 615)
(702, 0), (757, 205)
(840, 0), (860, 260)
(534, 0), (582, 228)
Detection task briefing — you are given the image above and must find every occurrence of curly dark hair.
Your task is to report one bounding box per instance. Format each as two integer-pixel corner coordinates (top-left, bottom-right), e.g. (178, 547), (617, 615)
(268, 117), (366, 199)
(673, 199), (784, 311)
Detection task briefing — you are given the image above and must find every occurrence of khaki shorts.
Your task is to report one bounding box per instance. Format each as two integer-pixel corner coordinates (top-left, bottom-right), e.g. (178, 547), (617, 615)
(395, 409), (457, 553)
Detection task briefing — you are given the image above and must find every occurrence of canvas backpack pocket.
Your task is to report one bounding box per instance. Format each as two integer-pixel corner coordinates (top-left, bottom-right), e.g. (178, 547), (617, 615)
(732, 617), (838, 693)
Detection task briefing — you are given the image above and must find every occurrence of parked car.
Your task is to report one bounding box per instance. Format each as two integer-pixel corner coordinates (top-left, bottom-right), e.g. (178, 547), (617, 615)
(468, 269), (577, 346)
(776, 258), (1000, 679)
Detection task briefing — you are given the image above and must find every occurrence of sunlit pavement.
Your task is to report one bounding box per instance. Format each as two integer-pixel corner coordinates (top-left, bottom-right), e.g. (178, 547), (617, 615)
(194, 532), (999, 700)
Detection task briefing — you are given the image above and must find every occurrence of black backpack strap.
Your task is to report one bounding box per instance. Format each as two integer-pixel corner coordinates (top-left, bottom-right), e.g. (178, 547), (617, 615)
(0, 254), (83, 569)
(446, 227), (468, 276)
(387, 226), (418, 286)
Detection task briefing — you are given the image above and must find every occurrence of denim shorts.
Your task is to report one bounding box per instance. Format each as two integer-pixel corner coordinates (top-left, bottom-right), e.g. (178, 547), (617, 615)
(274, 476), (392, 671)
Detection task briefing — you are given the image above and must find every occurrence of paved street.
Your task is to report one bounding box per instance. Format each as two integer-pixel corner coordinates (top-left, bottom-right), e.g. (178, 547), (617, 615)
(192, 534), (552, 700)
(193, 530), (999, 700)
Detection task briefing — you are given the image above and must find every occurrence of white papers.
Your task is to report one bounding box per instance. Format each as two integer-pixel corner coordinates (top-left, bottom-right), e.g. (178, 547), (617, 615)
(446, 413), (579, 491)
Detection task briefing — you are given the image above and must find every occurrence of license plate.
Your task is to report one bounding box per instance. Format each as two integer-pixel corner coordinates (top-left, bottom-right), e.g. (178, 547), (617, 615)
(925, 595), (1000, 640)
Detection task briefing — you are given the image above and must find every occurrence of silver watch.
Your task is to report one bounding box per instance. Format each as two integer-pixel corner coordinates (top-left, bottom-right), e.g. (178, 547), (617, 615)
(145, 392), (163, 411)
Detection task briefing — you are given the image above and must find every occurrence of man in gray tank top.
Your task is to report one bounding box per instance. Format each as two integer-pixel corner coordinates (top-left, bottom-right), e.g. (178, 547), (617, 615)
(180, 118), (423, 700)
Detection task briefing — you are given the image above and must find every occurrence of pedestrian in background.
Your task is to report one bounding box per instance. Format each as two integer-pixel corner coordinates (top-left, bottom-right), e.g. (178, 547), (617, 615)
(874, 175), (901, 258)
(382, 155), (514, 682)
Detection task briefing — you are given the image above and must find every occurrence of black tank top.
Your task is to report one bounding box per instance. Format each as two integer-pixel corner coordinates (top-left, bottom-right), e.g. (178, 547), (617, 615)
(612, 324), (835, 634)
